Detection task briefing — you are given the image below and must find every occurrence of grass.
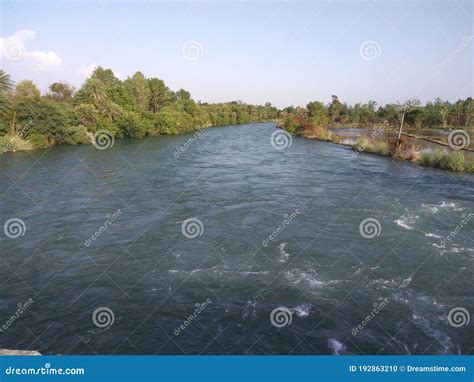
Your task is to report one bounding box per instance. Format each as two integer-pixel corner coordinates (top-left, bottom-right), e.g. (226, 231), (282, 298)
(0, 134), (34, 153)
(354, 138), (388, 156)
(419, 149), (471, 172)
(351, 137), (474, 173)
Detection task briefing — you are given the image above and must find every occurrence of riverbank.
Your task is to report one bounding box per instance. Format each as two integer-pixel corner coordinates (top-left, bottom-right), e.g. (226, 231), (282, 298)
(0, 120), (276, 154)
(287, 125), (474, 173)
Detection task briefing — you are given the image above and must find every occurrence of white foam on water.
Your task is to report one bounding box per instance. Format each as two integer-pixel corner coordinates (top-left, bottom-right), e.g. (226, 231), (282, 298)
(421, 204), (439, 214)
(424, 232), (442, 239)
(422, 201), (463, 213)
(292, 303), (311, 318)
(392, 291), (445, 309)
(285, 269), (326, 287)
(278, 242), (290, 263)
(368, 275), (413, 289)
(439, 201), (463, 211)
(168, 266), (271, 277)
(328, 338), (348, 355)
(394, 212), (419, 230)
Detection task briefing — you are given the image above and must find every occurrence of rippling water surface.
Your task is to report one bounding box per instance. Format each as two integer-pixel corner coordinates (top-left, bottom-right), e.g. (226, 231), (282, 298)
(1, 123), (473, 354)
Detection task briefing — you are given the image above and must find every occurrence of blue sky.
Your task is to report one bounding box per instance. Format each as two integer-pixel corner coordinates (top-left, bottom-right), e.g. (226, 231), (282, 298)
(0, 0), (472, 108)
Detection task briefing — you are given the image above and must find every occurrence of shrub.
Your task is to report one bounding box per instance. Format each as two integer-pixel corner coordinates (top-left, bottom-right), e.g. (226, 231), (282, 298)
(0, 134), (33, 152)
(14, 98), (70, 144)
(354, 138), (369, 152)
(420, 152), (434, 166)
(0, 121), (8, 136)
(28, 133), (49, 149)
(114, 111), (152, 138)
(373, 141), (389, 155)
(439, 151), (465, 172)
(464, 160), (474, 172)
(65, 125), (91, 145)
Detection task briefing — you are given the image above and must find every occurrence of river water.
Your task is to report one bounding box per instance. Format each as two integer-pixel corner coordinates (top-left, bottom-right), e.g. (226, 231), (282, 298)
(1, 123), (473, 355)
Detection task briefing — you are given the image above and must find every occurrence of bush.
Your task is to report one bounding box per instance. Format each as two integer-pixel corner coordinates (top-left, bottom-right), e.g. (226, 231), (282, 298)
(114, 111), (152, 138)
(0, 121), (8, 136)
(464, 161), (474, 172)
(0, 134), (33, 152)
(354, 138), (369, 152)
(65, 125), (91, 145)
(439, 150), (465, 172)
(420, 149), (466, 172)
(14, 98), (70, 144)
(420, 152), (434, 166)
(153, 109), (181, 135)
(28, 133), (49, 149)
(373, 141), (389, 155)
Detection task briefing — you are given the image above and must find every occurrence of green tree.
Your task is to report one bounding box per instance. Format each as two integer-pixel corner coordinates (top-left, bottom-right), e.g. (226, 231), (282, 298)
(14, 80), (41, 99)
(48, 82), (75, 102)
(306, 101), (328, 126)
(124, 71), (150, 111)
(14, 97), (70, 144)
(148, 78), (172, 113)
(328, 95), (342, 127)
(0, 70), (14, 94)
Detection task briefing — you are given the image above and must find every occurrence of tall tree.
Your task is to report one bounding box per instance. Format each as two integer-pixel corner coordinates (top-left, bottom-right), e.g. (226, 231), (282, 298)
(124, 71), (150, 111)
(0, 70), (14, 94)
(328, 95), (342, 127)
(148, 78), (172, 113)
(48, 82), (75, 102)
(14, 80), (41, 99)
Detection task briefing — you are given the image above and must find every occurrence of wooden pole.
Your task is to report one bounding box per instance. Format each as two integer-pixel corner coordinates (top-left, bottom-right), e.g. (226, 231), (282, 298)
(397, 105), (407, 146)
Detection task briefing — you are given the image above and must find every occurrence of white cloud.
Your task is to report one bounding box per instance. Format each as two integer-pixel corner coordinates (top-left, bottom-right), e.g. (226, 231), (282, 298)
(78, 63), (123, 80)
(0, 29), (63, 70)
(78, 63), (98, 77)
(25, 51), (62, 66)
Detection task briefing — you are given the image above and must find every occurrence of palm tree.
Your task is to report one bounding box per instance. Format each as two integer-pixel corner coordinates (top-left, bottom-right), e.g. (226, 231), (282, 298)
(101, 101), (124, 121)
(0, 70), (13, 94)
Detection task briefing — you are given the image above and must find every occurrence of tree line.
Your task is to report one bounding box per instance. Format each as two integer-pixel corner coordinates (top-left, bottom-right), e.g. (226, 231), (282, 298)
(1, 68), (472, 152)
(282, 95), (473, 135)
(0, 68), (279, 150)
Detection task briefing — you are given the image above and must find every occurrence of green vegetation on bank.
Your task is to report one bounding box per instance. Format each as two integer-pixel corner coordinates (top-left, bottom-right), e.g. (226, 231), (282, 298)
(0, 68), (279, 152)
(282, 95), (474, 131)
(279, 95), (474, 172)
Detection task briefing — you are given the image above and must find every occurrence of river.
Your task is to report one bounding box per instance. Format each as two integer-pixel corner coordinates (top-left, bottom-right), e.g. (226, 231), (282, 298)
(0, 123), (473, 355)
